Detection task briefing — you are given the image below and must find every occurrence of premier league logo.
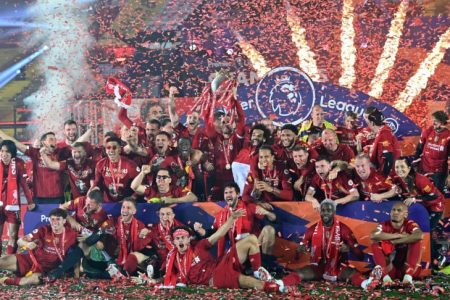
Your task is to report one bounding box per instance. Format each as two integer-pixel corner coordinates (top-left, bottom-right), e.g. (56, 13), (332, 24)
(384, 117), (399, 134)
(255, 66), (316, 126)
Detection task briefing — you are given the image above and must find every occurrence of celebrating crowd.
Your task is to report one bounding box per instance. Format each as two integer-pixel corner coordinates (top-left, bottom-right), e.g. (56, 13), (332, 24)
(0, 73), (448, 293)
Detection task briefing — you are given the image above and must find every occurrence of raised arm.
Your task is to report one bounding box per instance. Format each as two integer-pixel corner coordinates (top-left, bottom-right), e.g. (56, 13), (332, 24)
(131, 165), (150, 194)
(305, 187), (320, 210)
(234, 95), (246, 137)
(168, 86), (180, 127)
(118, 107), (133, 128)
(207, 209), (245, 246)
(39, 147), (61, 170)
(75, 123), (95, 143)
(334, 189), (359, 206)
(0, 129), (28, 153)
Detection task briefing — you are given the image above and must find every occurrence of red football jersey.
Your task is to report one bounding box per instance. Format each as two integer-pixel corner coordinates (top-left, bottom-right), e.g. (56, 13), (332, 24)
(314, 143), (355, 163)
(378, 219), (420, 235)
(94, 156), (139, 202)
(59, 158), (95, 198)
(25, 147), (64, 198)
(242, 162), (293, 202)
(419, 126), (450, 173)
(185, 239), (217, 285)
(1, 158), (33, 206)
(309, 172), (356, 201)
(25, 224), (78, 272)
(66, 196), (109, 231)
(391, 173), (444, 212)
(143, 185), (186, 201)
(302, 221), (362, 264)
(336, 126), (358, 152)
(353, 169), (393, 201)
(370, 126), (401, 173)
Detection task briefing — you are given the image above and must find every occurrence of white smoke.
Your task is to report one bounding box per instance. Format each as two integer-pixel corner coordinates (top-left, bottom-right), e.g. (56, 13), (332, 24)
(24, 0), (96, 137)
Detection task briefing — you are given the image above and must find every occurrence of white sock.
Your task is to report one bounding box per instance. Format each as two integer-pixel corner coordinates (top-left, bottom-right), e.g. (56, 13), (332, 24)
(403, 274), (413, 283)
(254, 270), (260, 279)
(361, 278), (371, 290)
(275, 279), (286, 293)
(383, 275), (393, 283)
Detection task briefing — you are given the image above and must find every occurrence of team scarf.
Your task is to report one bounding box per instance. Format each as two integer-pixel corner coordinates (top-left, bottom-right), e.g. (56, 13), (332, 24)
(117, 216), (139, 266)
(158, 219), (182, 251)
(0, 159), (19, 210)
(164, 232), (194, 286)
(311, 218), (341, 279)
(216, 200), (250, 257)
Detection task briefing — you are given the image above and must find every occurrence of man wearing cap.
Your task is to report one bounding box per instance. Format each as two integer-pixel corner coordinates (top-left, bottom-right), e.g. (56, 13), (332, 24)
(292, 200), (380, 290)
(415, 111), (450, 192)
(370, 202), (424, 286)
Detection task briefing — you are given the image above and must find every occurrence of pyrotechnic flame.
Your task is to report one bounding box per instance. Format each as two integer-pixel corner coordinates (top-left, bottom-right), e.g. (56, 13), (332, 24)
(394, 27), (450, 112)
(339, 0), (357, 89)
(235, 33), (271, 78)
(368, 0), (408, 98)
(285, 2), (321, 81)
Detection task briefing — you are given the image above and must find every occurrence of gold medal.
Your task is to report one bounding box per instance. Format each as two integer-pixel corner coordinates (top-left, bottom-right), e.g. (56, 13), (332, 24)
(225, 164), (231, 170)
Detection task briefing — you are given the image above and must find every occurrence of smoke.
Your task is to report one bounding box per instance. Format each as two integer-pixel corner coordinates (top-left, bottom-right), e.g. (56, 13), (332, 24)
(24, 0), (96, 137)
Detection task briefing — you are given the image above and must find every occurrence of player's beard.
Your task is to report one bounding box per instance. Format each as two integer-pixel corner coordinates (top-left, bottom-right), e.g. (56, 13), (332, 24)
(67, 134), (77, 143)
(226, 197), (238, 209)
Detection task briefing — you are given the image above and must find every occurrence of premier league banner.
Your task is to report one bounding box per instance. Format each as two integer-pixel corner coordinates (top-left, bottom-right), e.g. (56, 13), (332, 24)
(235, 66), (421, 138)
(23, 201), (431, 275)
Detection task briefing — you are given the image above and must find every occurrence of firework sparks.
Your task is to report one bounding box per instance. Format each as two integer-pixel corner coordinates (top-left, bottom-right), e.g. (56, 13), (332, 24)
(339, 0), (357, 89)
(285, 1), (321, 81)
(368, 0), (408, 99)
(394, 27), (450, 112)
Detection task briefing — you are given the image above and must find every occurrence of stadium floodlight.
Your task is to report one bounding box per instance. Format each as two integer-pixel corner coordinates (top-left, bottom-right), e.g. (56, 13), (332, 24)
(0, 45), (49, 83)
(0, 69), (21, 89)
(0, 20), (49, 29)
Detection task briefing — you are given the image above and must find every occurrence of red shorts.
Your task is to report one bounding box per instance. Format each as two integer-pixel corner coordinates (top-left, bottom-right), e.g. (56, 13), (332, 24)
(211, 245), (242, 289)
(15, 253), (57, 276)
(15, 253), (42, 276)
(0, 209), (21, 225)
